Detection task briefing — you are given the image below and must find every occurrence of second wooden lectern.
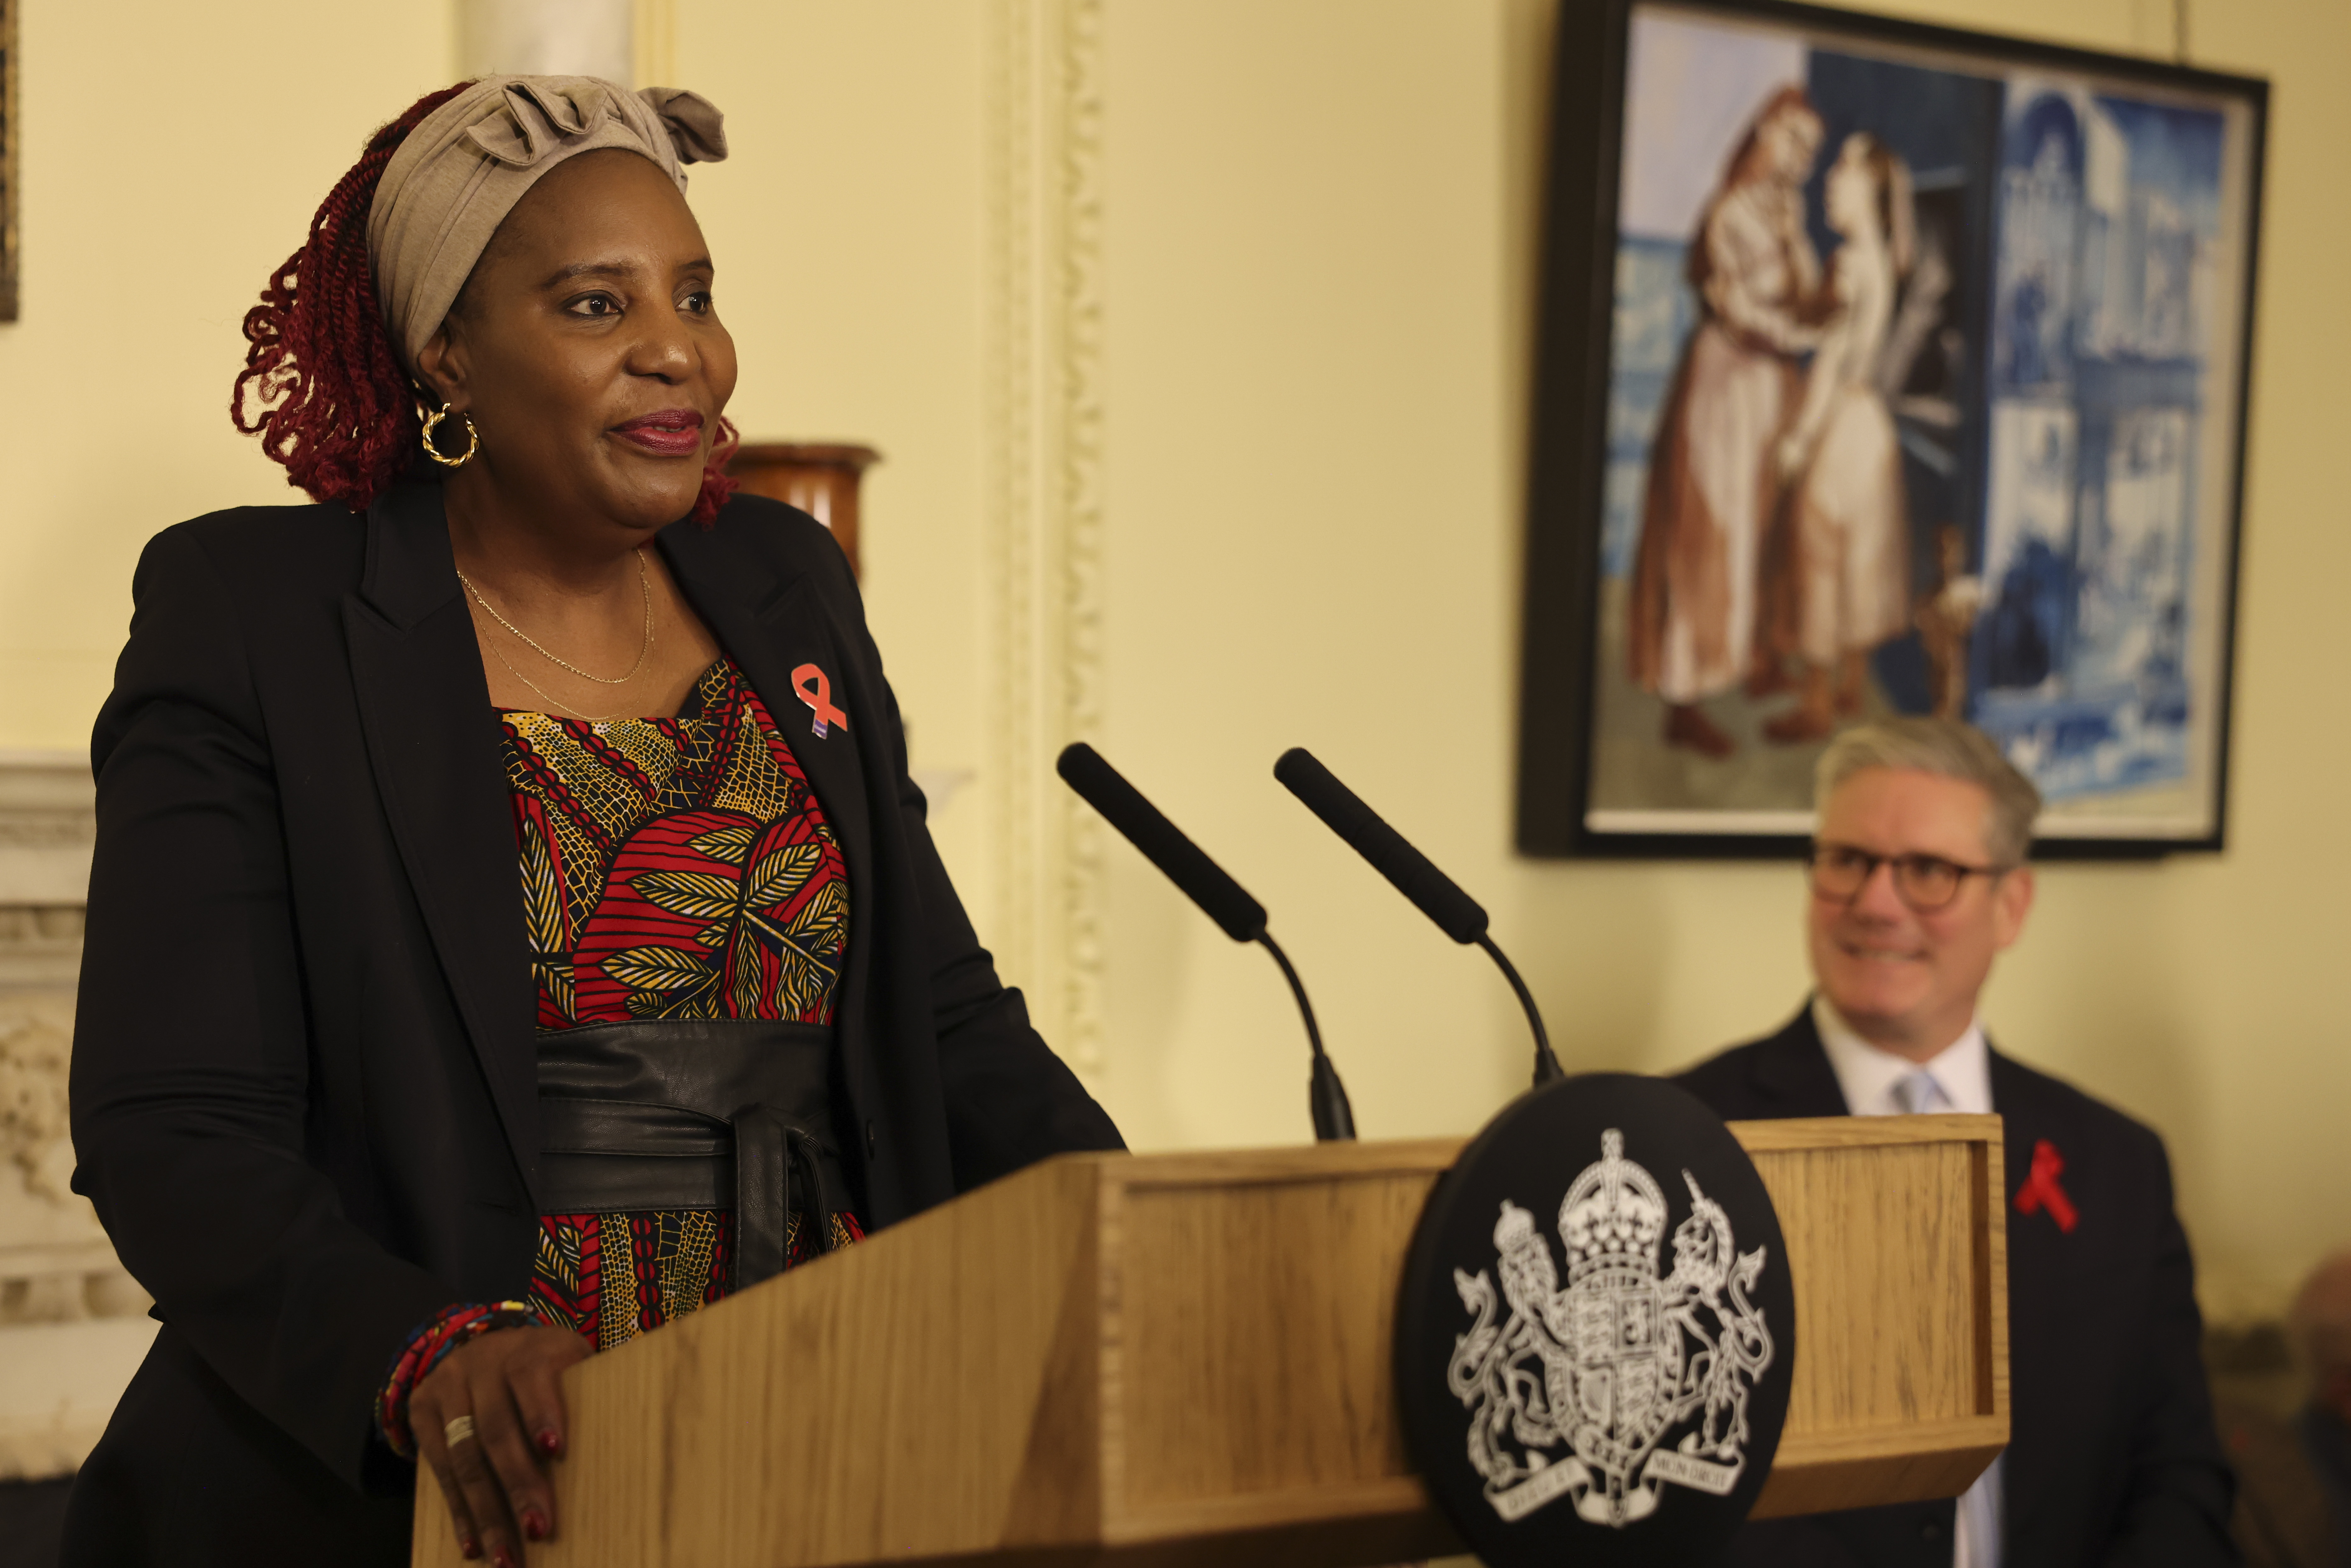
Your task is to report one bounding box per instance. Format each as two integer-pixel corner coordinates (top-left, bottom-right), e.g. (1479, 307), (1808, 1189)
(413, 1115), (2005, 1567)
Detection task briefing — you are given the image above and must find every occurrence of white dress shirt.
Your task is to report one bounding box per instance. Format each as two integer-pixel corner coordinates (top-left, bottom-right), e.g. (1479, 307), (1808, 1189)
(1810, 998), (2003, 1568)
(1813, 996), (1993, 1118)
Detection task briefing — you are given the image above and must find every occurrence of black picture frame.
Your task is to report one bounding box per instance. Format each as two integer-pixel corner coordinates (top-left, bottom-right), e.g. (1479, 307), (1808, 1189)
(1515, 0), (2266, 859)
(0, 0), (16, 323)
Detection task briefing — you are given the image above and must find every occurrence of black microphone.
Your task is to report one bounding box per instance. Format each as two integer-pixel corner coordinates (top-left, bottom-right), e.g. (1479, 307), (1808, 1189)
(1274, 747), (1564, 1087)
(1056, 743), (1355, 1141)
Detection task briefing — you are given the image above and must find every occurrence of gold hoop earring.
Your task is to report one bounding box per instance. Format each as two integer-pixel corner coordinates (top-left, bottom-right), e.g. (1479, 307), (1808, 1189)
(418, 401), (481, 469)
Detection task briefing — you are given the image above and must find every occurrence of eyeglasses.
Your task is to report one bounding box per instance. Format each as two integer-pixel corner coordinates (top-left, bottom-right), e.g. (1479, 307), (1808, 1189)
(1806, 842), (2010, 912)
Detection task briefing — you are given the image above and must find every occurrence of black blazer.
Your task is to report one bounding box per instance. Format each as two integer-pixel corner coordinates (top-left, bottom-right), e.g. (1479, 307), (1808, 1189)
(1676, 1007), (2236, 1568)
(64, 484), (1122, 1565)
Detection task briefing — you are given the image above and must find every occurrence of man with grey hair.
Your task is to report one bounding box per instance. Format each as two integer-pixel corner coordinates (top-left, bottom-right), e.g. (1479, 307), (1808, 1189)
(1678, 716), (2236, 1567)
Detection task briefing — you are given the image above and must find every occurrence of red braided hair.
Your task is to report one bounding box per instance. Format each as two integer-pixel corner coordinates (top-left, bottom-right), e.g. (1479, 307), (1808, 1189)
(234, 82), (739, 526)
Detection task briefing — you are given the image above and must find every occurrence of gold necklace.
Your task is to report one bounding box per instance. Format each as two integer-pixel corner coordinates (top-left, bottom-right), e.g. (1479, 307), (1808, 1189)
(487, 641), (630, 725)
(456, 548), (655, 686)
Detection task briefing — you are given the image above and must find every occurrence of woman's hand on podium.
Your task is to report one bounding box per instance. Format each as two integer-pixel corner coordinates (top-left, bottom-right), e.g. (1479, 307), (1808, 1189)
(412, 1324), (594, 1565)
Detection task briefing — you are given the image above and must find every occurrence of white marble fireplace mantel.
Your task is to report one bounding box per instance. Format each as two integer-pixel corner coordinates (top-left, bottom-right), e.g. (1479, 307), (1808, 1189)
(0, 750), (156, 1481)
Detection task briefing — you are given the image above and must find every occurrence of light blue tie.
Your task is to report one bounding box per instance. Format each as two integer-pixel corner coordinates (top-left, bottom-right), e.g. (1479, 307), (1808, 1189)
(1955, 1457), (2004, 1568)
(1892, 1070), (1947, 1115)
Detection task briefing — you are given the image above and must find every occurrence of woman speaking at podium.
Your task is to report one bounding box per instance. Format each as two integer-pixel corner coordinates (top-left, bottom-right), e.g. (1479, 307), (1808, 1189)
(63, 76), (1122, 1566)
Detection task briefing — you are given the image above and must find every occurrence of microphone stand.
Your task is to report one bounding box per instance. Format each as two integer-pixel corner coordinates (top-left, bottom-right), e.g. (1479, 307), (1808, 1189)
(1257, 932), (1356, 1140)
(1056, 743), (1358, 1141)
(1476, 934), (1563, 1085)
(1274, 746), (1564, 1090)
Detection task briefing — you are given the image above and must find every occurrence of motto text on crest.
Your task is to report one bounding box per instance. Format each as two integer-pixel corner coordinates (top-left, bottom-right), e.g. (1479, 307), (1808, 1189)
(1447, 1129), (1775, 1528)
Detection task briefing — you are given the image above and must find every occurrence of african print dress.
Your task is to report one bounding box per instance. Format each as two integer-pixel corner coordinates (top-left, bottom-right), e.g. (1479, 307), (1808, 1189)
(505, 657), (857, 1350)
(376, 658), (858, 1454)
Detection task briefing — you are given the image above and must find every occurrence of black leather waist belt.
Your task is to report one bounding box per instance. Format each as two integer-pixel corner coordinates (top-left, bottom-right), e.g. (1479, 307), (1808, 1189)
(535, 1019), (847, 1288)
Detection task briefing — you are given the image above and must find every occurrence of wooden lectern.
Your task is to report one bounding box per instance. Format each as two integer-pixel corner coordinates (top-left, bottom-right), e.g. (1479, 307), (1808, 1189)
(413, 1115), (2006, 1567)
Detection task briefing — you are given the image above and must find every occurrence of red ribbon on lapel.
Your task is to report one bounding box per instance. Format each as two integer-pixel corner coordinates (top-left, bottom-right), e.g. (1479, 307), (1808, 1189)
(791, 664), (847, 739)
(2016, 1138), (2078, 1234)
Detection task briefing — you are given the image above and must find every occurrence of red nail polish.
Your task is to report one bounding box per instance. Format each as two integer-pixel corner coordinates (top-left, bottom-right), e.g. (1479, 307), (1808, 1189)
(537, 1428), (562, 1457)
(523, 1508), (549, 1542)
(492, 1548), (518, 1568)
(460, 1537), (480, 1561)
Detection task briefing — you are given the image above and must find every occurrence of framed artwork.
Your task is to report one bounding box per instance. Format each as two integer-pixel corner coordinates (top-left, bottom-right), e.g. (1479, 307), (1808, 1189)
(1515, 0), (2265, 856)
(1, 0), (15, 322)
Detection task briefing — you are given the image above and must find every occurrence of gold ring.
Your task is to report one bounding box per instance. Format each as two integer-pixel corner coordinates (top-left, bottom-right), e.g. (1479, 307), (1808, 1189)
(444, 1414), (478, 1448)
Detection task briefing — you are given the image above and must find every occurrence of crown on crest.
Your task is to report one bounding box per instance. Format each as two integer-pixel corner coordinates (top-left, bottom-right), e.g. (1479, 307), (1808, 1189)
(1558, 1128), (1668, 1285)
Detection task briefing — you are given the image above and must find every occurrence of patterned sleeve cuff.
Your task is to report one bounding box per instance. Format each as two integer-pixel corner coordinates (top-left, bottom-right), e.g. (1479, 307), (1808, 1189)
(375, 1299), (541, 1458)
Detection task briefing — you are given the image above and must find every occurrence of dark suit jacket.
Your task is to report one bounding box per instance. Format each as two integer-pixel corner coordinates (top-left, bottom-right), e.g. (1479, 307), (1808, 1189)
(64, 484), (1123, 1565)
(1675, 1006), (2236, 1568)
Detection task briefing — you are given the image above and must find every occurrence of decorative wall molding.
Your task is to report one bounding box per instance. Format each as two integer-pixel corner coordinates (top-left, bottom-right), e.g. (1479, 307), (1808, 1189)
(0, 750), (154, 1480)
(984, 0), (1107, 1076)
(633, 0), (678, 88)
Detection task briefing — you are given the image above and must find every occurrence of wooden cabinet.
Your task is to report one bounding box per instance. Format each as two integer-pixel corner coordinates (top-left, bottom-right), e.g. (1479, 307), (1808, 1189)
(726, 444), (881, 578)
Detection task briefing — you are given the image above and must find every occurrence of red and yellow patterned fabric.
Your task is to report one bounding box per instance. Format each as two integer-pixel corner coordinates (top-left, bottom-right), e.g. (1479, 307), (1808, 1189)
(507, 658), (850, 1032)
(506, 657), (855, 1349)
(375, 659), (863, 1456)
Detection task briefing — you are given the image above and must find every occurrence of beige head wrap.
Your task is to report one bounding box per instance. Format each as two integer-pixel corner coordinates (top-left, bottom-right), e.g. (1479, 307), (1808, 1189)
(366, 76), (728, 370)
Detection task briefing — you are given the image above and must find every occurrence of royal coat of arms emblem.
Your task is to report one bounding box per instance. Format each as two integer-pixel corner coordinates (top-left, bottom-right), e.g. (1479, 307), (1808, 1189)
(1446, 1128), (1776, 1528)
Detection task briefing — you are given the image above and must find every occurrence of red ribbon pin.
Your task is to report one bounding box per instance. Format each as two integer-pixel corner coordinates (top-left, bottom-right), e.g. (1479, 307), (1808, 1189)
(791, 663), (848, 739)
(2016, 1138), (2078, 1234)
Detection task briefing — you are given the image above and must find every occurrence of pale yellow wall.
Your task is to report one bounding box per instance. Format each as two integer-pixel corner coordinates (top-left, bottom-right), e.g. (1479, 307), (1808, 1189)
(666, 1), (1001, 909)
(3, 0), (2344, 1316)
(1084, 0), (2351, 1321)
(0, 1), (459, 745)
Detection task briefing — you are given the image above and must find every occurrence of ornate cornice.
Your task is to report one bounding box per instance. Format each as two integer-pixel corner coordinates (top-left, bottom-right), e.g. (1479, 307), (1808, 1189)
(985, 0), (1107, 1075)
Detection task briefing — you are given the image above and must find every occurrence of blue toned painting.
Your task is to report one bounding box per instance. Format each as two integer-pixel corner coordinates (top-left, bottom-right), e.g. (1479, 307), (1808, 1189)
(1974, 90), (2224, 798)
(1585, 3), (2248, 835)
